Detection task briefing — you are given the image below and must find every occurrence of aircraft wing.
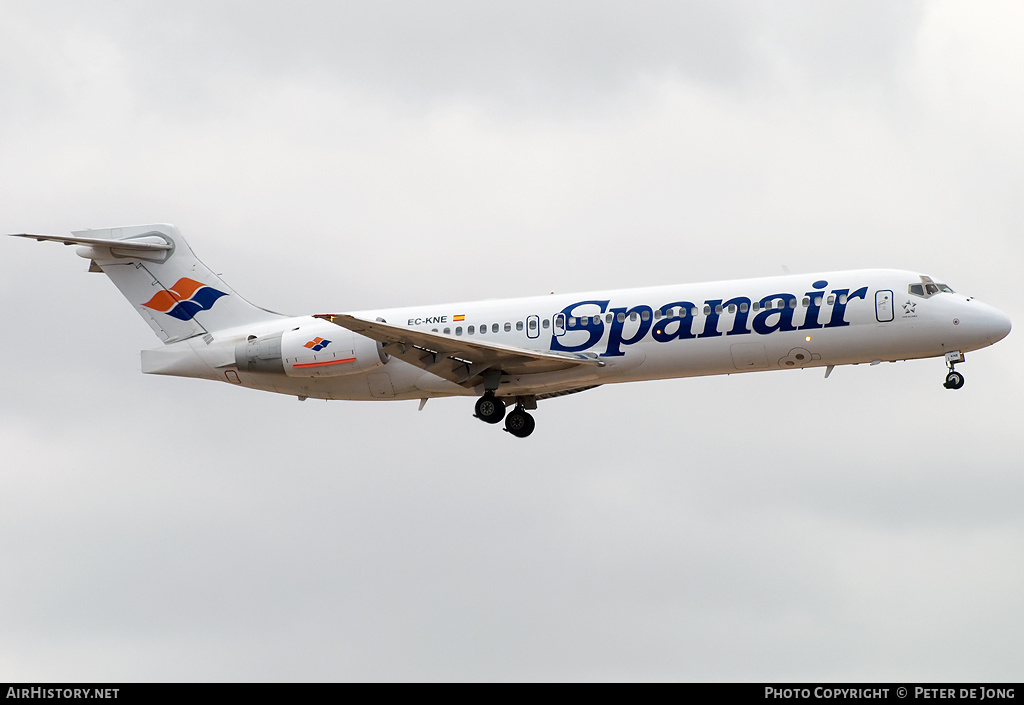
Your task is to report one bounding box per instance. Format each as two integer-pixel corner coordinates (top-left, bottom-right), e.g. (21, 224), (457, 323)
(316, 313), (604, 388)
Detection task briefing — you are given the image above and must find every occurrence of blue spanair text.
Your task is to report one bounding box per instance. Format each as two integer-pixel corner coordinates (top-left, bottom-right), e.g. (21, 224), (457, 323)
(549, 282), (869, 357)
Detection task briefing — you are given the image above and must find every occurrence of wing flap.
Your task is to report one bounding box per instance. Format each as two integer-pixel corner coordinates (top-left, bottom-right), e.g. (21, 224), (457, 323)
(316, 313), (603, 388)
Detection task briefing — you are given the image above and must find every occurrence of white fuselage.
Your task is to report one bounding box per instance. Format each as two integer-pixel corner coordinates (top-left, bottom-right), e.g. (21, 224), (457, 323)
(142, 269), (1012, 402)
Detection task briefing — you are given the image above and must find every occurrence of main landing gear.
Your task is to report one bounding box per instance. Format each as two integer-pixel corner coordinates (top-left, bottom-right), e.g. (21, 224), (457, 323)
(474, 392), (506, 424)
(943, 351), (965, 390)
(503, 407), (536, 438)
(473, 392), (537, 438)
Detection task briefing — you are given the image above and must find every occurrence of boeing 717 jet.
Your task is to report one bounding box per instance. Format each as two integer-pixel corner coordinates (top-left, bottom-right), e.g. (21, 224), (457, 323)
(12, 224), (1011, 437)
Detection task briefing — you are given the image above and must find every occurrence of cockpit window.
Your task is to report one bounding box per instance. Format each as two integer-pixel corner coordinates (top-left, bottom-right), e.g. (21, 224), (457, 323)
(909, 276), (954, 299)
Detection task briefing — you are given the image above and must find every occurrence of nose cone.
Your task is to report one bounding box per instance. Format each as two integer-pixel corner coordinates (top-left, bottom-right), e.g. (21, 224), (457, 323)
(952, 299), (1011, 352)
(988, 308), (1012, 344)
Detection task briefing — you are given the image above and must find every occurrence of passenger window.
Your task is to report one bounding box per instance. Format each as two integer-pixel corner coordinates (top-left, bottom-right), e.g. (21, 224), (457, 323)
(528, 319), (537, 330)
(504, 322), (511, 332)
(802, 297), (809, 307)
(455, 326), (462, 335)
(752, 302), (759, 312)
(814, 296), (822, 306)
(654, 309), (661, 319)
(617, 312), (625, 323)
(630, 312), (638, 322)
(827, 295), (835, 305)
(443, 327), (450, 334)
(740, 303), (748, 313)
(641, 310), (650, 321)
(479, 325), (486, 334)
(492, 323), (499, 333)
(839, 294), (848, 305)
(516, 321), (523, 331)
(703, 305), (711, 315)
(542, 319), (550, 329)
(715, 304), (723, 314)
(789, 300), (797, 309)
(727, 304), (736, 314)
(432, 328), (438, 332)
(569, 317), (577, 327)
(606, 313), (613, 323)
(468, 325), (475, 334)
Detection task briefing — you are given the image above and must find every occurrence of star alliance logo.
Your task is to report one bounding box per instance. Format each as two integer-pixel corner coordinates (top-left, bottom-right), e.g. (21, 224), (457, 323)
(903, 301), (917, 314)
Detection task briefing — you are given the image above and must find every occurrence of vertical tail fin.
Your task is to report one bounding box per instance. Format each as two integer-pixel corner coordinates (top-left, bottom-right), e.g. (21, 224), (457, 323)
(13, 224), (282, 343)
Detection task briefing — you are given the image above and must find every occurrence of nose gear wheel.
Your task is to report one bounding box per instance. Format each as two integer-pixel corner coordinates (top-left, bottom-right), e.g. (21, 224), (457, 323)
(943, 352), (966, 390)
(944, 371), (965, 390)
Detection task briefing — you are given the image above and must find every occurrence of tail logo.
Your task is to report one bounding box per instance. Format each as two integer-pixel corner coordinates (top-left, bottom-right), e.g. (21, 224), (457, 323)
(142, 278), (228, 321)
(303, 337), (331, 351)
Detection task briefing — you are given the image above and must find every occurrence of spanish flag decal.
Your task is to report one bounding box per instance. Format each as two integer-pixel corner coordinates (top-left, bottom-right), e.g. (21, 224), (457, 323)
(453, 314), (466, 322)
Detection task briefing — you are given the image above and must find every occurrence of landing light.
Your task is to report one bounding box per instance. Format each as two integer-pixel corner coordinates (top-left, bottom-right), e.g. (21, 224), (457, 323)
(805, 336), (812, 341)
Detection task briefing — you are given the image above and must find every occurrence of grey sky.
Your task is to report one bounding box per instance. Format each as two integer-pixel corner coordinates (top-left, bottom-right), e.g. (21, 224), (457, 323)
(1, 1), (1022, 681)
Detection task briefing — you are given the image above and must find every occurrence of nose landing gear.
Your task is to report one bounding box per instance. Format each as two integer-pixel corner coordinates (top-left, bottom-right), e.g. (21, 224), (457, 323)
(943, 351), (965, 390)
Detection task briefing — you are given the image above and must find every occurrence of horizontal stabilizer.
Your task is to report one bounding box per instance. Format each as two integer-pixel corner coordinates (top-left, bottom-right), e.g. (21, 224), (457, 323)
(11, 224), (282, 343)
(9, 233), (172, 251)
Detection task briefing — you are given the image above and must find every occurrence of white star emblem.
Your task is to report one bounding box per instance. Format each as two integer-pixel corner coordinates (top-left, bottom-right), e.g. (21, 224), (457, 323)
(903, 301), (916, 314)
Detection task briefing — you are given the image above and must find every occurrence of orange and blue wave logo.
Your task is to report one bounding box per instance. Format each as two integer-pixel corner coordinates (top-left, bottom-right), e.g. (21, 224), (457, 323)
(142, 278), (227, 321)
(303, 337), (331, 351)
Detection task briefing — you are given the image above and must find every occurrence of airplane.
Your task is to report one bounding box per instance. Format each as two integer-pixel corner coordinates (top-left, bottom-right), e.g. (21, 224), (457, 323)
(12, 224), (1012, 438)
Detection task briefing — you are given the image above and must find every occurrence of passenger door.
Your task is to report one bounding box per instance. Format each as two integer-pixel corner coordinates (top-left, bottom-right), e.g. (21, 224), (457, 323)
(875, 290), (894, 323)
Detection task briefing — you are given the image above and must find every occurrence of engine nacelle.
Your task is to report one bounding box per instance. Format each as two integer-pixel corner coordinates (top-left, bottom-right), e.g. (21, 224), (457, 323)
(235, 324), (388, 378)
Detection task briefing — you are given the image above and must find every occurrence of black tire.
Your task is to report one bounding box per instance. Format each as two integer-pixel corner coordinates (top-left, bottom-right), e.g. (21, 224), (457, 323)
(944, 371), (965, 390)
(475, 394), (506, 424)
(504, 409), (536, 438)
